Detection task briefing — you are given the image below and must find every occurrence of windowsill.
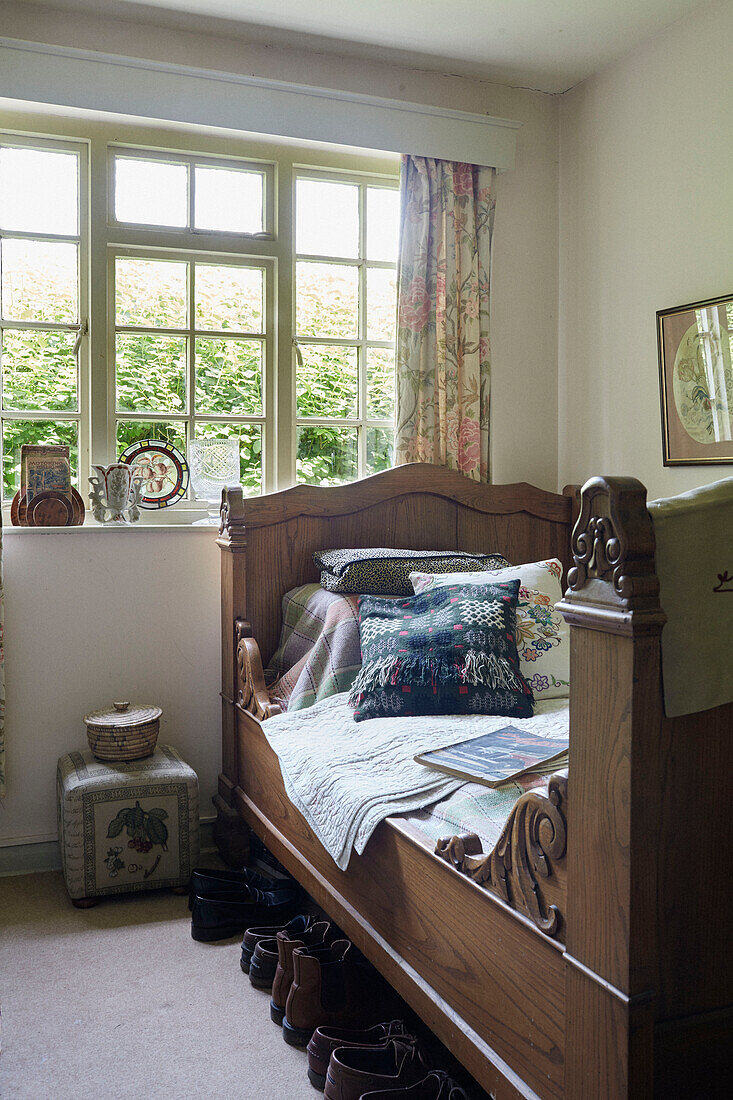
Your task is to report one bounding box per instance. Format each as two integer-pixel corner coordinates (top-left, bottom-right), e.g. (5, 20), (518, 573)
(2, 506), (221, 531)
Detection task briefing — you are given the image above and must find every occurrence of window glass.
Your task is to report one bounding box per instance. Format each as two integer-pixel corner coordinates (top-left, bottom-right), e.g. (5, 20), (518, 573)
(195, 264), (264, 334)
(296, 262), (359, 339)
(114, 250), (267, 481)
(115, 257), (187, 329)
(296, 345), (358, 419)
(2, 329), (78, 412)
(194, 337), (263, 416)
(0, 146), (78, 235)
(116, 334), (187, 414)
(366, 187), (400, 263)
(366, 347), (394, 420)
(1, 239), (78, 324)
(115, 157), (188, 227)
(294, 175), (398, 486)
(296, 179), (359, 258)
(296, 425), (358, 486)
(366, 426), (394, 474)
(366, 267), (397, 341)
(194, 166), (264, 234)
(0, 138), (82, 501)
(116, 419), (187, 455)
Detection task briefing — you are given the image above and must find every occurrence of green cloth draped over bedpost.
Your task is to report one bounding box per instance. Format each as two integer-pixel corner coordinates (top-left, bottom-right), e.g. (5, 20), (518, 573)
(394, 155), (495, 481)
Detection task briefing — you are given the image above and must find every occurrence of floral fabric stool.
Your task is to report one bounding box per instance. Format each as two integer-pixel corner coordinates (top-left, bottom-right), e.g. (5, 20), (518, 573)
(56, 745), (199, 907)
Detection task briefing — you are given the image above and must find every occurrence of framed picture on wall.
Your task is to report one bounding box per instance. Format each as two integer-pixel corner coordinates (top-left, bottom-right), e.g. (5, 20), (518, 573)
(657, 293), (733, 465)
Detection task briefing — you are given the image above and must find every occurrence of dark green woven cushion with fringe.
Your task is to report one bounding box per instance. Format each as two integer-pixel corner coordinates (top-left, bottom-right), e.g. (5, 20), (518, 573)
(349, 579), (534, 723)
(314, 547), (509, 597)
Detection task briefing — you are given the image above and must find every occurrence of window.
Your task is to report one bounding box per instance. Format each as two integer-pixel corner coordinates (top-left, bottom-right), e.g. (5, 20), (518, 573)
(109, 148), (274, 494)
(294, 173), (399, 485)
(0, 117), (399, 507)
(0, 137), (87, 498)
(110, 148), (272, 236)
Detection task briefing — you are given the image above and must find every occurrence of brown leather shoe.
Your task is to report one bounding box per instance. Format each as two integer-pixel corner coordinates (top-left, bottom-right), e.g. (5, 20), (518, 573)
(269, 921), (333, 1025)
(323, 1037), (430, 1100)
(359, 1069), (470, 1099)
(306, 1020), (412, 1091)
(283, 939), (371, 1048)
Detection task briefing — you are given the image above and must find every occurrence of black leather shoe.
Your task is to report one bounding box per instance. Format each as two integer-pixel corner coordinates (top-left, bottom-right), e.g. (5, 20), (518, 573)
(241, 913), (314, 974)
(191, 886), (300, 943)
(188, 866), (296, 910)
(248, 936), (279, 989)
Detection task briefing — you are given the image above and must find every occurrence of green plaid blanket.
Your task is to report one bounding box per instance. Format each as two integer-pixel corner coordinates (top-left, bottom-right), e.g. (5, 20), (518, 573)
(400, 769), (562, 852)
(265, 584), (362, 712)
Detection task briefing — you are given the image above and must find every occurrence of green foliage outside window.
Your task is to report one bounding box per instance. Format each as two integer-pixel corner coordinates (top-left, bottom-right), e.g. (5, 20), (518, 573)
(2, 250), (394, 499)
(297, 425), (357, 486)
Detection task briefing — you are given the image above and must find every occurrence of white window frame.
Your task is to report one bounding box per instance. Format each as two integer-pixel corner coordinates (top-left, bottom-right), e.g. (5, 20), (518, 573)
(0, 109), (400, 512)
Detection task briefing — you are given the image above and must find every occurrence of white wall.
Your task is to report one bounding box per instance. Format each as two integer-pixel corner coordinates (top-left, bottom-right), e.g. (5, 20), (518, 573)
(1, 526), (221, 847)
(558, 0), (733, 500)
(0, 4), (561, 854)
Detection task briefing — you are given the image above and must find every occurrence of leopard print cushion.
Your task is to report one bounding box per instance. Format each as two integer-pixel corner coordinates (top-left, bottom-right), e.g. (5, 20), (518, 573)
(314, 548), (508, 597)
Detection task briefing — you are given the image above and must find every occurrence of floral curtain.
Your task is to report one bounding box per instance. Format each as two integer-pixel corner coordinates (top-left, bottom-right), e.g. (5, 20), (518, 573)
(394, 156), (495, 481)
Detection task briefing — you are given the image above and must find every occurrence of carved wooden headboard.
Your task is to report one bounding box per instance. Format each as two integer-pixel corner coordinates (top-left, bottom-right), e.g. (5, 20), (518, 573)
(218, 463), (576, 668)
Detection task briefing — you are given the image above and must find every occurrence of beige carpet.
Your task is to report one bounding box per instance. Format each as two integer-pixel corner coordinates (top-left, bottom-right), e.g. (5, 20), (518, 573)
(0, 871), (339, 1099)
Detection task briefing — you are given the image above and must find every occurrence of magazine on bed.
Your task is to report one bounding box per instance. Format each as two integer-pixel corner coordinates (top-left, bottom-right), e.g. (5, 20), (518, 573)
(414, 726), (569, 788)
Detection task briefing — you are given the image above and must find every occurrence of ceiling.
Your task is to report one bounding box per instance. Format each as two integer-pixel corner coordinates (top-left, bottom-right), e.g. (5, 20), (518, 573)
(12, 0), (709, 93)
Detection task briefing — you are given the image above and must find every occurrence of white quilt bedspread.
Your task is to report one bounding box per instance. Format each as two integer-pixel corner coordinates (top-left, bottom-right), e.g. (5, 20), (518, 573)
(262, 694), (570, 870)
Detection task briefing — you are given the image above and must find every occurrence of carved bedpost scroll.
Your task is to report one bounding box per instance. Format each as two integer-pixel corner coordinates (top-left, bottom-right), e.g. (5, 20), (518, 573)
(556, 476), (664, 634)
(435, 773), (568, 939)
(236, 622), (282, 721)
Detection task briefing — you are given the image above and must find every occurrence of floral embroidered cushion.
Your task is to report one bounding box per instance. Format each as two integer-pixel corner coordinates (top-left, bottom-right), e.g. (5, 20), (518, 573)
(410, 559), (569, 700)
(314, 547), (508, 597)
(349, 580), (533, 722)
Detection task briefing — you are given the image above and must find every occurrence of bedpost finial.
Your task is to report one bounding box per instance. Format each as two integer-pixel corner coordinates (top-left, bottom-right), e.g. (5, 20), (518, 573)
(558, 476), (664, 631)
(217, 485), (246, 550)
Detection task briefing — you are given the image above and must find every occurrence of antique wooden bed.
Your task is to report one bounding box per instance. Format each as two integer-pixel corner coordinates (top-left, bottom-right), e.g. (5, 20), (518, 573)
(213, 463), (731, 1099)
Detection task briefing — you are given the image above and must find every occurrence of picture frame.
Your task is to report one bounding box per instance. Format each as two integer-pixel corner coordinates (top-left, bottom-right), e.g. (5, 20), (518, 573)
(657, 292), (733, 465)
(20, 443), (72, 500)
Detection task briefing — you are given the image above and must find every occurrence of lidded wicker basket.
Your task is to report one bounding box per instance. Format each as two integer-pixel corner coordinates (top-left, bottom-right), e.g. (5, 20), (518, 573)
(84, 701), (162, 761)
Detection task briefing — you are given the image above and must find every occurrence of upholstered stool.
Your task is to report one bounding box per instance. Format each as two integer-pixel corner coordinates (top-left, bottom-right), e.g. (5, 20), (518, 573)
(56, 745), (199, 907)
